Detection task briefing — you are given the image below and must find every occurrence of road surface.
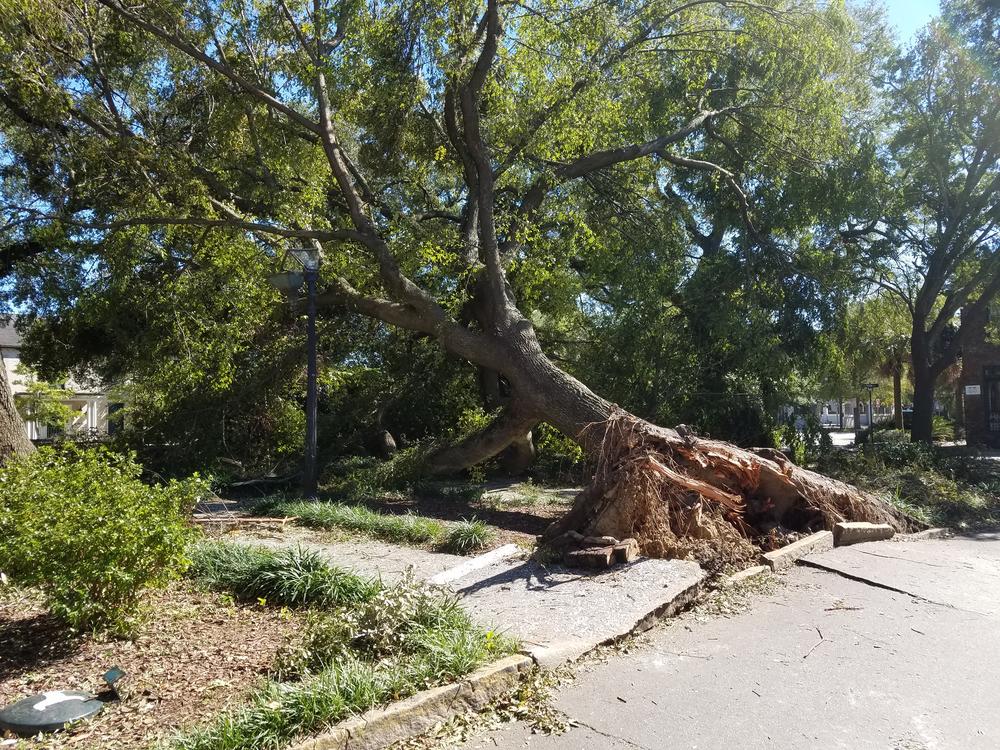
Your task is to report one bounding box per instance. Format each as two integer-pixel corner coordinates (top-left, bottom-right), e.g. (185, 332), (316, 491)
(464, 533), (1000, 750)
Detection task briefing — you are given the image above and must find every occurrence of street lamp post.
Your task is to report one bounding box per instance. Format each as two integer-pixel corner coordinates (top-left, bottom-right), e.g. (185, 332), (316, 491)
(269, 246), (321, 498)
(863, 382), (879, 440)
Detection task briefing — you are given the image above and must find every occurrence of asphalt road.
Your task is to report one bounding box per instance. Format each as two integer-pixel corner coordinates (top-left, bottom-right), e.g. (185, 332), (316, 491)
(466, 533), (1000, 750)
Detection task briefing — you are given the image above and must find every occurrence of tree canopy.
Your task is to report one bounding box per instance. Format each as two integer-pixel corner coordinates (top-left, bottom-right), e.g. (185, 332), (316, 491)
(844, 9), (1000, 440)
(0, 0), (890, 466)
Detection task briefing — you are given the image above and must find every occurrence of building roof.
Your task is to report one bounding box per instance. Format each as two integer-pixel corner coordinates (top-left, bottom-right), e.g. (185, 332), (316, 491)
(0, 318), (21, 348)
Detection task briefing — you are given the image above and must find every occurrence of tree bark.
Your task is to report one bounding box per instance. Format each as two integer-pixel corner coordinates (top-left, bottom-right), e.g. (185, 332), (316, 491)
(910, 329), (936, 443)
(911, 365), (936, 443)
(477, 366), (537, 475)
(893, 367), (904, 430)
(429, 407), (538, 474)
(0, 358), (33, 465)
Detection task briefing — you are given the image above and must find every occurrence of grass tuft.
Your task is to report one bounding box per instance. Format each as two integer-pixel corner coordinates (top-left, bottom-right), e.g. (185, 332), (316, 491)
(438, 518), (494, 554)
(268, 500), (445, 545)
(187, 541), (377, 607)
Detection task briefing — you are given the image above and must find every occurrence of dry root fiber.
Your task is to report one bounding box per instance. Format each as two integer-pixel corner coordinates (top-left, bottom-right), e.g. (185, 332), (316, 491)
(548, 414), (917, 570)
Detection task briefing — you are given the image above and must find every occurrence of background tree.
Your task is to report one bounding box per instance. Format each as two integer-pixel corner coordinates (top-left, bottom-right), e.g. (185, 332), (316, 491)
(0, 0), (910, 556)
(846, 8), (1000, 442)
(13, 365), (76, 434)
(844, 294), (912, 429)
(0, 358), (33, 462)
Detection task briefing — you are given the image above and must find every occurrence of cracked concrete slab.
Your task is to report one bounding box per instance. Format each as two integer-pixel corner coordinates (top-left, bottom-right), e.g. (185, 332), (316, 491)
(801, 532), (1000, 617)
(454, 557), (706, 667)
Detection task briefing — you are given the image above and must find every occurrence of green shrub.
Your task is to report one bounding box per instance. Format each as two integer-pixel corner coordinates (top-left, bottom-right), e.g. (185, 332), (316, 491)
(0, 445), (202, 634)
(438, 518), (494, 554)
(815, 439), (1000, 530)
(324, 445), (431, 500)
(533, 423), (586, 484)
(275, 574), (474, 678)
(933, 416), (956, 442)
(187, 541), (377, 607)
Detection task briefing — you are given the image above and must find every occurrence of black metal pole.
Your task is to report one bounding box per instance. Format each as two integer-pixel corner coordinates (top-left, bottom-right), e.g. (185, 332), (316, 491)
(868, 388), (874, 438)
(304, 266), (319, 498)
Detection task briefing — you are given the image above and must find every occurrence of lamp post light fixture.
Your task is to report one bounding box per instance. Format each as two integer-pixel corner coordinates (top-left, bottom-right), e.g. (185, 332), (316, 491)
(268, 245), (322, 498)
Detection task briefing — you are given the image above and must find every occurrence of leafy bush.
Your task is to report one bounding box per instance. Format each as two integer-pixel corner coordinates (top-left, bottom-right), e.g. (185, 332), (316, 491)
(0, 445), (202, 634)
(815, 439), (1000, 529)
(438, 518), (494, 554)
(274, 573), (479, 678)
(187, 541), (377, 607)
(323, 445), (431, 500)
(533, 423), (586, 484)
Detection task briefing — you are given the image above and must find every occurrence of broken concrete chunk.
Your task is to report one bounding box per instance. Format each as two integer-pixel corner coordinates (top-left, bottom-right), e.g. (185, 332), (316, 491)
(613, 538), (640, 564)
(723, 564), (769, 586)
(582, 535), (619, 546)
(834, 521), (895, 546)
(761, 530), (834, 571)
(564, 546), (614, 569)
(905, 527), (951, 540)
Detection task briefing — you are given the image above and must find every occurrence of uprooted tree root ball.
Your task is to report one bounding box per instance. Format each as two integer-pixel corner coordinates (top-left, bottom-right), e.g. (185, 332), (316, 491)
(544, 415), (920, 569)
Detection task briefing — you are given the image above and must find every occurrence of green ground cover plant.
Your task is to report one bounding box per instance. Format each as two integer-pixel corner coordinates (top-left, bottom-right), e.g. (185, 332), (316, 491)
(270, 499), (445, 544)
(0, 445), (203, 635)
(816, 435), (1000, 529)
(187, 542), (378, 607)
(255, 499), (495, 554)
(172, 541), (515, 750)
(440, 519), (494, 554)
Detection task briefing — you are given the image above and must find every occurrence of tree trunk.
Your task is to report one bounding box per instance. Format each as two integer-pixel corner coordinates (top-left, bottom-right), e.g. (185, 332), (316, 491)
(0, 359), (33, 465)
(911, 362), (936, 443)
(478, 366), (536, 475)
(429, 329), (917, 565)
(893, 367), (904, 430)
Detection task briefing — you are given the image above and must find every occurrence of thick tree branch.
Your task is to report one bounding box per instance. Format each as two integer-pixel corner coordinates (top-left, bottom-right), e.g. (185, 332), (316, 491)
(94, 0), (320, 135)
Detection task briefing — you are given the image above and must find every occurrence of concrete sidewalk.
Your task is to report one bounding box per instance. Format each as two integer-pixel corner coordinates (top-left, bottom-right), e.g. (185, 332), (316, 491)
(231, 527), (706, 667)
(465, 533), (1000, 750)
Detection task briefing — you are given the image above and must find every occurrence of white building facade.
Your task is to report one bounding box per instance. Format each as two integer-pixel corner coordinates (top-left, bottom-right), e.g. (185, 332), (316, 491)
(0, 320), (117, 440)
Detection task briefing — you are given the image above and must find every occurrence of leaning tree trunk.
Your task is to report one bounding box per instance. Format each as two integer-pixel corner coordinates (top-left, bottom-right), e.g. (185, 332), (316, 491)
(430, 328), (918, 566)
(0, 360), (33, 465)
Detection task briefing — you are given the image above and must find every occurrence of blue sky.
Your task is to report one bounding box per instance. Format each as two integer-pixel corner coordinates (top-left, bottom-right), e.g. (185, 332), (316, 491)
(883, 0), (940, 40)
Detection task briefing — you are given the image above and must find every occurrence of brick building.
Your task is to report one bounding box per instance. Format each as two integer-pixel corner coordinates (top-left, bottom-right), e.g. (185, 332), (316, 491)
(959, 305), (1000, 447)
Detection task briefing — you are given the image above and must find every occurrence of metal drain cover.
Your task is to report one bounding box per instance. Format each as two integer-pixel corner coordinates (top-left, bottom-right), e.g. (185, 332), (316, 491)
(0, 690), (103, 736)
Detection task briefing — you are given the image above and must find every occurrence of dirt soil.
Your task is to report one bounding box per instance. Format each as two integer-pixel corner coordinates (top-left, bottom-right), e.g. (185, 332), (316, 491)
(0, 584), (304, 749)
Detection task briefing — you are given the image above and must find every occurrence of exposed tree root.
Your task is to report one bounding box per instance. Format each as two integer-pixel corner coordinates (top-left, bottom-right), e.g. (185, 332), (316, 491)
(544, 414), (921, 570)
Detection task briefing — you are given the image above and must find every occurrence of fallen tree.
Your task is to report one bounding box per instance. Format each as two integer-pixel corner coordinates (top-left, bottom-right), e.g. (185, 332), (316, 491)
(543, 414), (916, 566)
(0, 0), (912, 559)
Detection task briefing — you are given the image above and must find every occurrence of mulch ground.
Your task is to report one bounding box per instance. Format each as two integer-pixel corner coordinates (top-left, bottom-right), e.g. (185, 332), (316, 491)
(0, 584), (304, 749)
(348, 483), (579, 548)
